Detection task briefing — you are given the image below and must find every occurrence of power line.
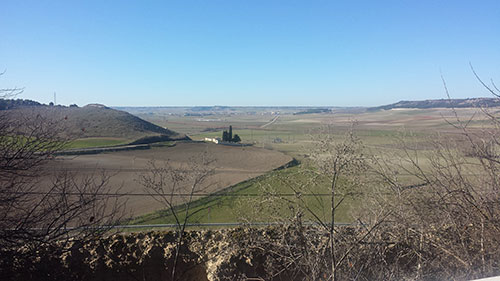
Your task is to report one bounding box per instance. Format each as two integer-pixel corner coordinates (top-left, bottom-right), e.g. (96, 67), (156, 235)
(0, 191), (339, 197)
(0, 182), (427, 198)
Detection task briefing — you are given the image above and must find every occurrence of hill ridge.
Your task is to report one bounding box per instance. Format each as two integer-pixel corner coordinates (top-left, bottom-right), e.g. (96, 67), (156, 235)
(2, 99), (186, 140)
(369, 97), (500, 111)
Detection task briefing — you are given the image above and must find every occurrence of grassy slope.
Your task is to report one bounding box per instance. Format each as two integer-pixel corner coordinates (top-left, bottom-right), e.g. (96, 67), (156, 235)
(131, 164), (358, 226)
(65, 137), (130, 149)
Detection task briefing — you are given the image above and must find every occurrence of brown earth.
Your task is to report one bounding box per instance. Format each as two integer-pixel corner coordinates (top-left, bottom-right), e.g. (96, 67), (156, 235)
(0, 228), (315, 281)
(3, 226), (483, 281)
(43, 142), (293, 217)
(6, 105), (185, 139)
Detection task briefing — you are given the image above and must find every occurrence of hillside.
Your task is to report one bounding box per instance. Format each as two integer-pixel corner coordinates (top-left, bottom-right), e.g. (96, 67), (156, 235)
(0, 98), (42, 109)
(369, 97), (500, 111)
(4, 102), (187, 140)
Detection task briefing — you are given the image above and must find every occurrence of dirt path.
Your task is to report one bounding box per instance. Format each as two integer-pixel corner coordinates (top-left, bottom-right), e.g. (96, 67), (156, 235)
(260, 115), (279, 128)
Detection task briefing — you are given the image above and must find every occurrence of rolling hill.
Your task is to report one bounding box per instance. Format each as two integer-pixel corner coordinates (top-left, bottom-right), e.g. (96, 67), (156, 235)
(2, 100), (188, 140)
(369, 97), (500, 111)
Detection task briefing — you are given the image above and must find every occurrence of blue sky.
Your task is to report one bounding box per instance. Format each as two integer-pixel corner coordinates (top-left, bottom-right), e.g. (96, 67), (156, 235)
(1, 1), (499, 106)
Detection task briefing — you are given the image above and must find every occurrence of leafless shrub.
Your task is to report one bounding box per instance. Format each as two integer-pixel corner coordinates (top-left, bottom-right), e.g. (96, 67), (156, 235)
(139, 151), (216, 281)
(0, 70), (24, 99)
(241, 125), (394, 281)
(366, 73), (500, 280)
(247, 72), (500, 279)
(0, 76), (126, 250)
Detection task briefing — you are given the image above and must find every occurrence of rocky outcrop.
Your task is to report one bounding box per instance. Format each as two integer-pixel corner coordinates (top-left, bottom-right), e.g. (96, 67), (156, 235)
(2, 226), (498, 281)
(0, 229), (270, 281)
(1, 227), (317, 281)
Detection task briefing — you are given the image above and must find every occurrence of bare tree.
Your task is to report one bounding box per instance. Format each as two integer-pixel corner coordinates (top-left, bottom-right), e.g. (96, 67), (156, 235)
(366, 72), (500, 280)
(0, 75), (125, 250)
(139, 151), (215, 281)
(0, 70), (24, 99)
(309, 124), (367, 280)
(241, 125), (391, 281)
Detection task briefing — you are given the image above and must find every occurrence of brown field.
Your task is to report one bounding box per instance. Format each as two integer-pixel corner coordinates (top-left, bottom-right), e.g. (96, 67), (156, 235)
(43, 142), (292, 217)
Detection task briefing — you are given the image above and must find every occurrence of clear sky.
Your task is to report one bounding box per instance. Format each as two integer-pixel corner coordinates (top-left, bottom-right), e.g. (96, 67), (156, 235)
(1, 1), (499, 107)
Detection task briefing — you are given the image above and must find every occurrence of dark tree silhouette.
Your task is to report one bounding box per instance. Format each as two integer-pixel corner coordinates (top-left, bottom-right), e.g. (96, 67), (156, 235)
(222, 125), (241, 142)
(222, 130), (229, 142)
(232, 134), (241, 143)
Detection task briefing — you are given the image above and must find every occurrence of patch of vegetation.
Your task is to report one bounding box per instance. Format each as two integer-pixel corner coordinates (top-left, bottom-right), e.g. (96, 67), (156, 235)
(293, 108), (331, 115)
(129, 134), (190, 145)
(130, 163), (357, 227)
(0, 98), (42, 110)
(221, 125), (241, 142)
(65, 138), (129, 149)
(150, 141), (176, 147)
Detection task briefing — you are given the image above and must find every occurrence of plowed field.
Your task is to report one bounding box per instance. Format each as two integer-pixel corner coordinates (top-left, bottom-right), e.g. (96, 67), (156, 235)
(45, 142), (292, 217)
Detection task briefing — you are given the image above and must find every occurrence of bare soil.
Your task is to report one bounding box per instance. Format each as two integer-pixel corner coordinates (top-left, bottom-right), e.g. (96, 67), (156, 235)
(43, 142), (292, 217)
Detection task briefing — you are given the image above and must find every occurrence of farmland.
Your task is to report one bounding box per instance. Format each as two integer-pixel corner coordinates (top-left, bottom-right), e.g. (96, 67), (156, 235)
(26, 104), (497, 227)
(122, 106), (494, 159)
(113, 105), (497, 226)
(44, 142), (292, 218)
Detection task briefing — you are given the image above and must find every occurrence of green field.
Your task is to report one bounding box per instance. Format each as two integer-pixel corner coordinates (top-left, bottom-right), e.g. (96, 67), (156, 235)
(65, 137), (130, 149)
(125, 107), (495, 227)
(131, 164), (358, 226)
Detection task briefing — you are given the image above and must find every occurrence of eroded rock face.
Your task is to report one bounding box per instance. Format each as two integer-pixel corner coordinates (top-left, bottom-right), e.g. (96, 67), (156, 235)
(0, 226), (324, 281)
(0, 226), (368, 281)
(0, 229), (274, 281)
(4, 225), (489, 281)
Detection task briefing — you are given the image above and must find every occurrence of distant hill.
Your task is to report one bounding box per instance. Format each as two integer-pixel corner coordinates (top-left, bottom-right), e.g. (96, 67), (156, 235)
(3, 100), (187, 140)
(368, 98), (500, 111)
(293, 108), (331, 115)
(0, 98), (42, 110)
